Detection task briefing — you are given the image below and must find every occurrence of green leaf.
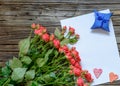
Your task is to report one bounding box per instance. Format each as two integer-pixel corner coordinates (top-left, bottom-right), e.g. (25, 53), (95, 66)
(49, 72), (56, 79)
(19, 37), (30, 55)
(2, 78), (10, 86)
(36, 49), (53, 67)
(54, 50), (59, 57)
(36, 58), (46, 67)
(69, 38), (78, 44)
(31, 81), (45, 86)
(26, 81), (32, 86)
(60, 38), (69, 46)
(0, 66), (3, 76)
(25, 70), (35, 80)
(21, 56), (32, 65)
(0, 78), (7, 86)
(7, 84), (14, 86)
(9, 57), (22, 70)
(5, 61), (10, 67)
(31, 81), (39, 86)
(45, 49), (53, 59)
(42, 72), (56, 83)
(2, 66), (11, 77)
(11, 68), (27, 82)
(26, 81), (43, 86)
(54, 28), (61, 38)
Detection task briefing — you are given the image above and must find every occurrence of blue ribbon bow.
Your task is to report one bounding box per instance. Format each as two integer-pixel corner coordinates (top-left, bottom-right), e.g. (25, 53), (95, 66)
(91, 10), (112, 32)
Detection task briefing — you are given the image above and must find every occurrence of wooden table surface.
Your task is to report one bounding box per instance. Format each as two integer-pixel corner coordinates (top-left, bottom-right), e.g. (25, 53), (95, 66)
(0, 0), (120, 86)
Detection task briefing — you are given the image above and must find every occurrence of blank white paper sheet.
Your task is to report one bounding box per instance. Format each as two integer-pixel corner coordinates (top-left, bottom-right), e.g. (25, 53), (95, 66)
(60, 9), (120, 85)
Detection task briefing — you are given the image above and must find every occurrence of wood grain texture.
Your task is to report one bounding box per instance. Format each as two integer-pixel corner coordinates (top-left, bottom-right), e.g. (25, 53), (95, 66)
(0, 0), (120, 85)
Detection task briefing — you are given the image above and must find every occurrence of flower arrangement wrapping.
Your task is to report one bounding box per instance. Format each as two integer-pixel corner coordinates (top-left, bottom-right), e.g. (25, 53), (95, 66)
(0, 24), (93, 86)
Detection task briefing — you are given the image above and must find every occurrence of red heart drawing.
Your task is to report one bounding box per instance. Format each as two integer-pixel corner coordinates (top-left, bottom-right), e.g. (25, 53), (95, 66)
(109, 72), (118, 83)
(93, 68), (103, 78)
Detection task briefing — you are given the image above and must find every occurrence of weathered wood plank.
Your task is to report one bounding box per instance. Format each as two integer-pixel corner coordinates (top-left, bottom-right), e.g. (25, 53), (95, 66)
(0, 9), (120, 16)
(0, 52), (18, 61)
(1, 0), (120, 4)
(0, 4), (120, 11)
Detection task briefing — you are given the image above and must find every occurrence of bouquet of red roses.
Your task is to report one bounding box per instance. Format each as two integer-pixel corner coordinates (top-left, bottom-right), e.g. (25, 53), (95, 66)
(0, 24), (93, 86)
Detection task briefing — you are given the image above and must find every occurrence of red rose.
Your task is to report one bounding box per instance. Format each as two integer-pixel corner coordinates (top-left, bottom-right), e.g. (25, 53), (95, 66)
(65, 52), (71, 57)
(77, 77), (84, 86)
(62, 45), (69, 53)
(75, 34), (80, 39)
(69, 26), (75, 35)
(42, 33), (50, 42)
(53, 39), (60, 49)
(70, 58), (76, 65)
(31, 23), (36, 29)
(34, 29), (41, 35)
(75, 56), (81, 62)
(63, 26), (67, 30)
(84, 83), (88, 86)
(70, 65), (74, 69)
(59, 45), (69, 53)
(50, 34), (55, 41)
(73, 67), (81, 76)
(66, 55), (72, 61)
(39, 26), (46, 32)
(61, 26), (67, 34)
(72, 49), (79, 57)
(35, 24), (39, 29)
(59, 47), (64, 53)
(34, 28), (43, 36)
(69, 69), (73, 75)
(34, 25), (47, 36)
(85, 72), (93, 82)
(74, 62), (82, 70)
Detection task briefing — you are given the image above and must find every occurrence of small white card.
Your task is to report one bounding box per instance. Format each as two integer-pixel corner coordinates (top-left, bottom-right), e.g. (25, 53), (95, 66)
(60, 9), (120, 85)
